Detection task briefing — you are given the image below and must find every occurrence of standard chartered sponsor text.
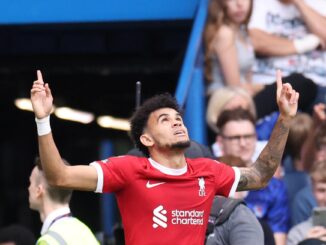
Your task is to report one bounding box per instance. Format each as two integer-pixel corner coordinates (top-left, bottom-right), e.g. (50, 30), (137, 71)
(171, 209), (204, 225)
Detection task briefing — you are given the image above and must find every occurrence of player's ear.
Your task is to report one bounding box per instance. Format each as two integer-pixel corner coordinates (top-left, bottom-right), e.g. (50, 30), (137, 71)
(140, 133), (154, 147)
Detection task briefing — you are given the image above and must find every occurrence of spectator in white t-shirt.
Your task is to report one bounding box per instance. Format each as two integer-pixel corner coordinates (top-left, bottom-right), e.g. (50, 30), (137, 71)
(248, 0), (326, 86)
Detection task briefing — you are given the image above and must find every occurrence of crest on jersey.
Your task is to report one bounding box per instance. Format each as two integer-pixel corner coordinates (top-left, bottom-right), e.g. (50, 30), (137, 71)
(198, 177), (206, 196)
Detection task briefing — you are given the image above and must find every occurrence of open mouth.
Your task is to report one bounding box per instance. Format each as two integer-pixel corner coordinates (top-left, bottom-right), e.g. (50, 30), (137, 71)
(174, 130), (185, 136)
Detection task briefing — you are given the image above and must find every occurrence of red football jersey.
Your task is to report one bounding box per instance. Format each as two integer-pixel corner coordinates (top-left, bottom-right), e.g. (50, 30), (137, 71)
(91, 155), (240, 245)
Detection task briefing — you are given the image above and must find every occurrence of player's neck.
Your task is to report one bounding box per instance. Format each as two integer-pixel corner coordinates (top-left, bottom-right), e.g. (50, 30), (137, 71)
(150, 150), (187, 169)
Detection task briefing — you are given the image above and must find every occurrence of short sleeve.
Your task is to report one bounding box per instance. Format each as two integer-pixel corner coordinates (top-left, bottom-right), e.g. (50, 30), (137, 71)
(213, 161), (240, 197)
(90, 156), (134, 193)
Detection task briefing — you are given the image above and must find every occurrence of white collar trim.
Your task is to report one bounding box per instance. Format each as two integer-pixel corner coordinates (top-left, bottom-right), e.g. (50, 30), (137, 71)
(148, 158), (187, 176)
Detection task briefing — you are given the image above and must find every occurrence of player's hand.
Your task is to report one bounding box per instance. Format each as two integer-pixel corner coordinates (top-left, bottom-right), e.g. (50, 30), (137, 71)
(30, 70), (53, 119)
(276, 70), (299, 120)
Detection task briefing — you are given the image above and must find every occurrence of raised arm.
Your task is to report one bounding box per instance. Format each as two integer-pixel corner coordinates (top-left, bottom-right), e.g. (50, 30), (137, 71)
(31, 70), (98, 191)
(237, 70), (299, 191)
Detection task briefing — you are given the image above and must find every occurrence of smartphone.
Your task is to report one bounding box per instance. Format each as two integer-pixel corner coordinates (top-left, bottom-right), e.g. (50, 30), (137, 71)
(312, 207), (326, 227)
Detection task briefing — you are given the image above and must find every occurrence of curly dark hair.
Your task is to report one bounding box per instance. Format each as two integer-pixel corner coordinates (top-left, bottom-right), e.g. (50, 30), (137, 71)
(130, 93), (181, 157)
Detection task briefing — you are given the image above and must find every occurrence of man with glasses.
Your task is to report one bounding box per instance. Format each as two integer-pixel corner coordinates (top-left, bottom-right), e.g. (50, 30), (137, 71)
(214, 107), (290, 245)
(212, 107), (266, 165)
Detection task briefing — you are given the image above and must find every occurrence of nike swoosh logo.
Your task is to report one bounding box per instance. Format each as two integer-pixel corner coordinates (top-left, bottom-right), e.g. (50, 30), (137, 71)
(146, 181), (166, 188)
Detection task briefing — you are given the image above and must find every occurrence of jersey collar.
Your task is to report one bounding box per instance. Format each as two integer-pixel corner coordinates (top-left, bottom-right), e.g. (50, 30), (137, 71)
(148, 158), (187, 176)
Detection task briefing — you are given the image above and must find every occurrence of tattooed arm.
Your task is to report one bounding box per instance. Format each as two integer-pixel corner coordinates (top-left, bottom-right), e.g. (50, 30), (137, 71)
(237, 70), (299, 191)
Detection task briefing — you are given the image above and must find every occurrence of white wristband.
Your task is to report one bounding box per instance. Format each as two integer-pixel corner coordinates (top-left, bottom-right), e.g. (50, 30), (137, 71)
(293, 34), (320, 54)
(35, 116), (51, 136)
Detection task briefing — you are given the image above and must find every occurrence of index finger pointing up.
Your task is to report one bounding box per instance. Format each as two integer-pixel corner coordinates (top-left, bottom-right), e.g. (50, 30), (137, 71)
(37, 70), (44, 83)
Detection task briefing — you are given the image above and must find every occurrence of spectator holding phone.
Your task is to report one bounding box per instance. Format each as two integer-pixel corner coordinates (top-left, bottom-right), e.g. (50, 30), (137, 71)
(287, 160), (326, 244)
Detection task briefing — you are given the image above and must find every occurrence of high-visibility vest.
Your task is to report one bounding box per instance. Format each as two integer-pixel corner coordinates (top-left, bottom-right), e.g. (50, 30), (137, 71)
(36, 217), (99, 245)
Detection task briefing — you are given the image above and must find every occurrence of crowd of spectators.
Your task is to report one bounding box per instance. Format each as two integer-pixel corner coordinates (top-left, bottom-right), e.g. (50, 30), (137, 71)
(204, 0), (326, 244)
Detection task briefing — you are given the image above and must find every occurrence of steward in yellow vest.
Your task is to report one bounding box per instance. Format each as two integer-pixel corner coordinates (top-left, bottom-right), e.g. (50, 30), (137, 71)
(28, 157), (99, 245)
